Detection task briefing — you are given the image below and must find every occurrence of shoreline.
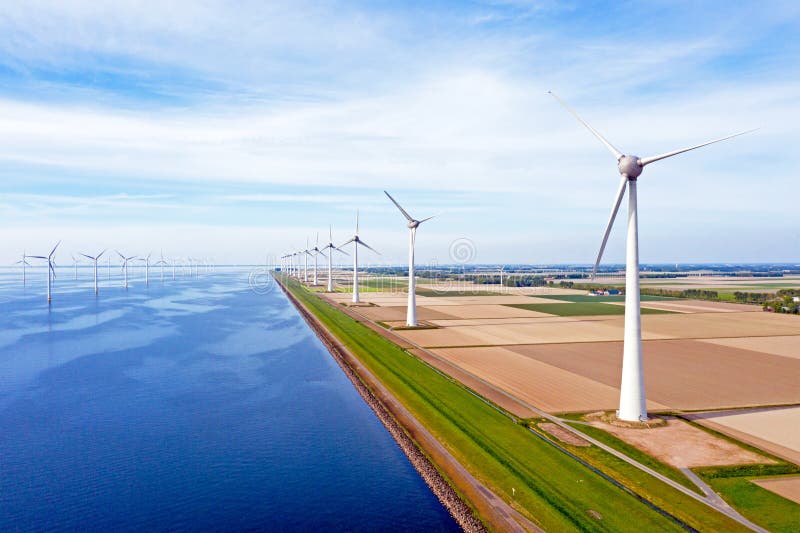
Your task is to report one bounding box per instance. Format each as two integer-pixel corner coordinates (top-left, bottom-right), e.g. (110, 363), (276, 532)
(276, 276), (538, 532)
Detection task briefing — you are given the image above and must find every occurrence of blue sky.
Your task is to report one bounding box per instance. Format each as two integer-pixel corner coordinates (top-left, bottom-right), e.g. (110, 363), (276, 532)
(0, 1), (798, 265)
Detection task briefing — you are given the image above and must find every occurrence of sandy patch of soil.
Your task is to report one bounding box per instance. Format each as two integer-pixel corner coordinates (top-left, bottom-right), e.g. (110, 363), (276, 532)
(589, 417), (771, 468)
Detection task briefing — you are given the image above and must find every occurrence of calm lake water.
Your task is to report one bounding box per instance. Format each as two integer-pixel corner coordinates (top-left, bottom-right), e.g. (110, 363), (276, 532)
(0, 266), (458, 531)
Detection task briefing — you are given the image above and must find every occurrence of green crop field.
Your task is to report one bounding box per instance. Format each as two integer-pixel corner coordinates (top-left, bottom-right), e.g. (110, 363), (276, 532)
(280, 275), (746, 532)
(536, 294), (676, 303)
(506, 302), (675, 316)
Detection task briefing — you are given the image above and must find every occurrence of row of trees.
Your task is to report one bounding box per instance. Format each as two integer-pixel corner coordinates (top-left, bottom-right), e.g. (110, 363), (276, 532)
(763, 289), (800, 314)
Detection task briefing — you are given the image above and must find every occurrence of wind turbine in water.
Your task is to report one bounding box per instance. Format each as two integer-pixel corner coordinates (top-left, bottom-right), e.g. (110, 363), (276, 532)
(155, 250), (167, 282)
(71, 255), (80, 280)
(384, 191), (434, 327)
(339, 211), (380, 303)
(139, 253), (152, 286)
(550, 91), (754, 422)
(80, 249), (106, 294)
(30, 241), (60, 302)
(14, 252), (31, 285)
(321, 227), (348, 292)
(117, 251), (136, 289)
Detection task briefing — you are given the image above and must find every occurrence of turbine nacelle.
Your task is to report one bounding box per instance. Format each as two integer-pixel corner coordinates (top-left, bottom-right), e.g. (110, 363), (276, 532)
(618, 155), (643, 179)
(407, 219), (420, 230)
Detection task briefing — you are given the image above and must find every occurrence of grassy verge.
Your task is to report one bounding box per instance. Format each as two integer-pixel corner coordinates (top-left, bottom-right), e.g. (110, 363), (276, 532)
(280, 275), (747, 532)
(416, 289), (506, 297)
(505, 302), (675, 316)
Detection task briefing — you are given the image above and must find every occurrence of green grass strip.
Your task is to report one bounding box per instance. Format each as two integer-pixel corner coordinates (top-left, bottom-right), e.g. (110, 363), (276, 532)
(505, 302), (675, 316)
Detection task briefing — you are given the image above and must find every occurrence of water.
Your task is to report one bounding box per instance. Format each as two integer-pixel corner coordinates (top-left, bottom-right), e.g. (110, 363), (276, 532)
(0, 267), (458, 531)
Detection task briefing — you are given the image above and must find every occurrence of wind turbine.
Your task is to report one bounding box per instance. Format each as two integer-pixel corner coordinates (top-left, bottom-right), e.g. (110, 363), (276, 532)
(155, 250), (166, 282)
(303, 238), (312, 283)
(14, 252), (31, 285)
(71, 254), (80, 280)
(116, 251), (136, 289)
(80, 249), (106, 294)
(339, 211), (380, 303)
(107, 255), (112, 279)
(384, 191), (434, 326)
(550, 91), (754, 422)
(30, 241), (60, 302)
(310, 233), (325, 286)
(321, 226), (348, 292)
(139, 252), (152, 286)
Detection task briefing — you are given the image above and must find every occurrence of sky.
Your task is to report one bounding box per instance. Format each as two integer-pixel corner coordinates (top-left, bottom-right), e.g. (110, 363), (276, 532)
(0, 0), (798, 266)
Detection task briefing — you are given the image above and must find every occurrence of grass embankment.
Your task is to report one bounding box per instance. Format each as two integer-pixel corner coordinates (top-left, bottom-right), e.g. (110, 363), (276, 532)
(280, 276), (746, 532)
(416, 289), (505, 297)
(505, 302), (675, 317)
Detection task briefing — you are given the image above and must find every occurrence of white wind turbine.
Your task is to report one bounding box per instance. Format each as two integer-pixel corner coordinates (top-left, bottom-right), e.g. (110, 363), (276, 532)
(14, 252), (31, 285)
(310, 233), (325, 286)
(384, 191), (434, 327)
(80, 249), (106, 294)
(71, 254), (80, 280)
(339, 211), (380, 303)
(139, 253), (152, 286)
(155, 250), (167, 282)
(550, 91), (754, 422)
(303, 238), (312, 283)
(30, 241), (60, 302)
(116, 251), (137, 289)
(320, 226), (348, 292)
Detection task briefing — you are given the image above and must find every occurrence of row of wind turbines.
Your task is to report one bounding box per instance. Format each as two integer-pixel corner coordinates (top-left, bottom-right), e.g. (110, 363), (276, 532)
(280, 190), (433, 327)
(14, 245), (214, 301)
(279, 93), (754, 423)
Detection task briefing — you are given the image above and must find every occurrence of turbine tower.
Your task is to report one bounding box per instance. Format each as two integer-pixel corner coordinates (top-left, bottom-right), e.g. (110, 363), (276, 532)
(14, 252), (31, 285)
(80, 249), (106, 294)
(155, 250), (166, 282)
(117, 251), (136, 289)
(303, 238), (311, 283)
(310, 233), (325, 286)
(339, 211), (380, 303)
(550, 91), (754, 422)
(71, 254), (80, 280)
(139, 253), (152, 286)
(30, 241), (60, 302)
(320, 226), (347, 292)
(384, 191), (434, 327)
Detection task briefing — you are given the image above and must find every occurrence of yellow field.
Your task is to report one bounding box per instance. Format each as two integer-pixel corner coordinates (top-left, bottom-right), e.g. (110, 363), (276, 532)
(699, 336), (800, 359)
(751, 477), (800, 505)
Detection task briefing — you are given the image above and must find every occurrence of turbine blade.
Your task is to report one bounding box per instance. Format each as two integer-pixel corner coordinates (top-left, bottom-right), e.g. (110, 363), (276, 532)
(340, 237), (355, 247)
(548, 91), (623, 161)
(49, 240), (61, 257)
(29, 255), (47, 259)
(358, 240), (381, 255)
(335, 247), (350, 256)
(418, 215), (436, 224)
(593, 176), (628, 278)
(117, 250), (125, 260)
(384, 190), (414, 222)
(79, 253), (94, 260)
(97, 249), (106, 260)
(356, 210), (359, 234)
(638, 129), (757, 167)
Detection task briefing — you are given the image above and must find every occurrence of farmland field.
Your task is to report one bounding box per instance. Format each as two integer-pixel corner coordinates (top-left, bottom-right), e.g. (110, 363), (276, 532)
(506, 302), (675, 316)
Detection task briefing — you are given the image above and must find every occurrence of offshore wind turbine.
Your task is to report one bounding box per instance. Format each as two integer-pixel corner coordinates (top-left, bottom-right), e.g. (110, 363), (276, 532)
(80, 249), (106, 294)
(384, 191), (434, 327)
(14, 252), (31, 285)
(116, 251), (136, 289)
(550, 91), (754, 422)
(339, 211), (380, 303)
(71, 254), (80, 280)
(155, 250), (166, 282)
(139, 253), (152, 286)
(320, 226), (348, 292)
(30, 241), (60, 302)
